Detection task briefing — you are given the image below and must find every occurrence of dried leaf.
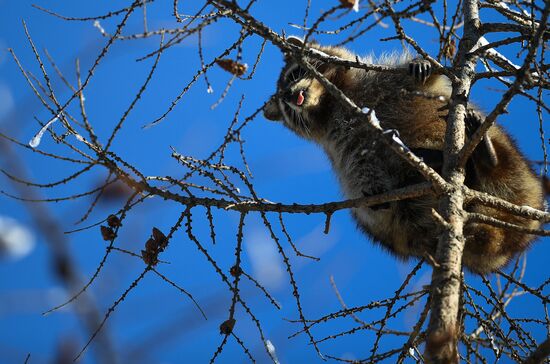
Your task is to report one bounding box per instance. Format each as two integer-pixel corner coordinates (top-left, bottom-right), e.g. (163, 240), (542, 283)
(442, 38), (456, 60)
(216, 59), (248, 76)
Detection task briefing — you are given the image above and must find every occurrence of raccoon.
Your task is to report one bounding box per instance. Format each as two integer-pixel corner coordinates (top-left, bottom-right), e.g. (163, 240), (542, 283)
(263, 37), (544, 274)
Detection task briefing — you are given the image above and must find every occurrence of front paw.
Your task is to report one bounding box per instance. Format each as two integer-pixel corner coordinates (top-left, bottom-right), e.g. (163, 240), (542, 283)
(408, 58), (432, 84)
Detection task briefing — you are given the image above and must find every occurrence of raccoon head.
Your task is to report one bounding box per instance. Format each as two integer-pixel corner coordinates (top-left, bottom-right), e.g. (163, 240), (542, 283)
(264, 37), (357, 141)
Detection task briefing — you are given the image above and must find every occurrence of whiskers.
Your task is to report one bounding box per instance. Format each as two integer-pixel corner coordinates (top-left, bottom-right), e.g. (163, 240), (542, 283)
(283, 101), (311, 137)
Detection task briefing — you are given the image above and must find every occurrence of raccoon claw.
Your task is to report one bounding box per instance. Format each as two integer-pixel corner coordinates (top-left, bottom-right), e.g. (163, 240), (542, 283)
(408, 58), (432, 84)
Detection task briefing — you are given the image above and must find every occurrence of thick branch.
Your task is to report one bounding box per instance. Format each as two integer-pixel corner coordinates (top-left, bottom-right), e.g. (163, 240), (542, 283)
(101, 153), (434, 213)
(425, 0), (481, 362)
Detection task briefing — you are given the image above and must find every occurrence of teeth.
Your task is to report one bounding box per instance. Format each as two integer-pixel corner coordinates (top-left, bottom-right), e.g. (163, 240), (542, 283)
(296, 90), (305, 106)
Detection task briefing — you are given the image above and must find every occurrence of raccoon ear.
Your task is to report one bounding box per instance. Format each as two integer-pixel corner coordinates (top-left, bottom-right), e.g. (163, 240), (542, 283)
(284, 36), (305, 59)
(263, 95), (283, 121)
(286, 36), (304, 47)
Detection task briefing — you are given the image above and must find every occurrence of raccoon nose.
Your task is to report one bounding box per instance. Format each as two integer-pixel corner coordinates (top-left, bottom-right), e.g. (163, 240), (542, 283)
(263, 96), (283, 121)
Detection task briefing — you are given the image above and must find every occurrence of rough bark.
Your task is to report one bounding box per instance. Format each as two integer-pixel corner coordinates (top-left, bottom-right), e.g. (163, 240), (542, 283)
(425, 0), (481, 362)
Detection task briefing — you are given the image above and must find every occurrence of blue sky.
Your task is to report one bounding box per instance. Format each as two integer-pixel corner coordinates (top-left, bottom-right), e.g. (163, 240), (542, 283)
(0, 1), (548, 363)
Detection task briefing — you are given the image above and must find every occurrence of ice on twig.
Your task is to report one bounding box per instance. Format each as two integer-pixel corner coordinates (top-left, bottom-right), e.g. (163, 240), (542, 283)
(391, 134), (410, 152)
(353, 0), (360, 12)
(487, 330), (500, 355)
(93, 20), (107, 36)
(206, 85), (214, 94)
(362, 107), (381, 128)
(475, 36), (525, 74)
(371, 114), (380, 128)
(383, 128), (411, 153)
(289, 23), (305, 30)
(308, 47), (332, 60)
(498, 2), (531, 19)
(363, 108), (412, 153)
(29, 114), (60, 148)
(265, 340), (280, 364)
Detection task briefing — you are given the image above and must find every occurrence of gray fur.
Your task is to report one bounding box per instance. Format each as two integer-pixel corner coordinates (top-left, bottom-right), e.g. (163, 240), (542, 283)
(264, 41), (544, 273)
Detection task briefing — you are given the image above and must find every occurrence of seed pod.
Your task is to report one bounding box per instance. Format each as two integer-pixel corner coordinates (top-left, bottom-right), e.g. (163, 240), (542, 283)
(152, 227), (167, 248)
(141, 249), (158, 266)
(216, 59), (247, 77)
(152, 227), (165, 241)
(100, 226), (116, 241)
(145, 238), (157, 252)
(230, 265), (242, 277)
(340, 0), (359, 10)
(219, 318), (236, 335)
(107, 214), (121, 228)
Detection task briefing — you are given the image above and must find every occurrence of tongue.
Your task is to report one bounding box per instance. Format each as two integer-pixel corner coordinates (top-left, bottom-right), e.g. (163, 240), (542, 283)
(296, 90), (305, 106)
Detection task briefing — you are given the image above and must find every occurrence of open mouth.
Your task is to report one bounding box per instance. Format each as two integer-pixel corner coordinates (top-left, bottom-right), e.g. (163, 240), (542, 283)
(285, 89), (307, 111)
(296, 90), (305, 106)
